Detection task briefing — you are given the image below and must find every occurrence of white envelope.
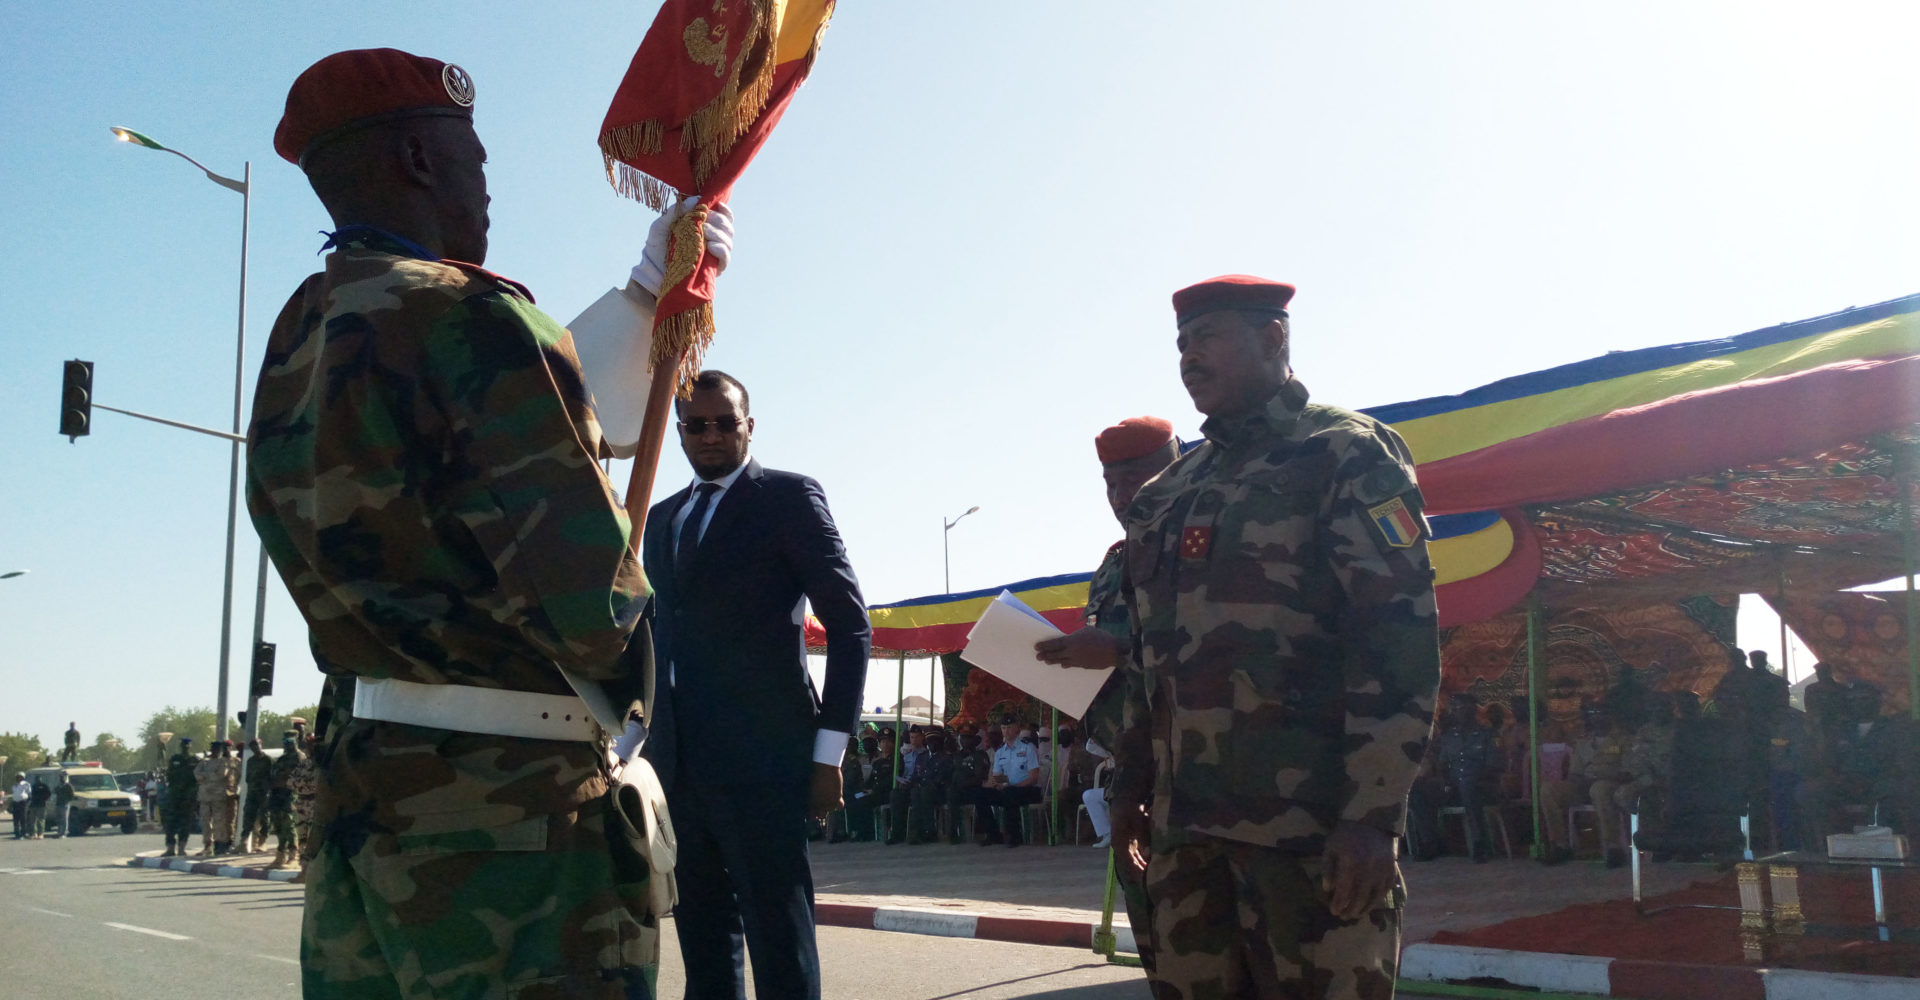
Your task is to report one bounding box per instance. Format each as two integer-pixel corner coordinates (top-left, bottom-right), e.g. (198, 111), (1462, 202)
(960, 590), (1114, 720)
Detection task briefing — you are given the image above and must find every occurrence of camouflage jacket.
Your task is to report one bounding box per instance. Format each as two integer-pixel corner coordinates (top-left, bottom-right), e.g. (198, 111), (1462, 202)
(216, 756), (242, 796)
(194, 757), (222, 803)
(245, 234), (646, 708)
(244, 751), (271, 789)
(1080, 542), (1154, 805)
(1120, 378), (1440, 852)
(269, 751), (300, 793)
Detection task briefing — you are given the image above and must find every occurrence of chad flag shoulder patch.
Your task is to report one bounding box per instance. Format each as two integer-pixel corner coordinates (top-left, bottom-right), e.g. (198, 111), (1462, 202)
(1367, 496), (1423, 549)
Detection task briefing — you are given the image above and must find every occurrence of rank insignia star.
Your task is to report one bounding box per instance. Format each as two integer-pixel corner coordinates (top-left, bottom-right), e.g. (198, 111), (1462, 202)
(1180, 526), (1213, 559)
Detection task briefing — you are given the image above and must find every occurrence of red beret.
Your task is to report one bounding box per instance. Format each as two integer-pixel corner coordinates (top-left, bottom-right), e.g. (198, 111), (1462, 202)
(1171, 274), (1296, 326)
(1096, 416), (1176, 465)
(275, 48), (476, 167)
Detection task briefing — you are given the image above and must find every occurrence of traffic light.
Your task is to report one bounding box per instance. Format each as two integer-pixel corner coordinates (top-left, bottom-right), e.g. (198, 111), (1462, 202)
(250, 641), (276, 699)
(60, 360), (93, 440)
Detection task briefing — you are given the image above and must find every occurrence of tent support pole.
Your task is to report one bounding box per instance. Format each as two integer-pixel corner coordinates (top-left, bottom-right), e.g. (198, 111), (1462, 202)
(896, 652), (906, 806)
(1902, 450), (1919, 721)
(1049, 705), (1061, 845)
(1527, 592), (1544, 860)
(1776, 557), (1791, 678)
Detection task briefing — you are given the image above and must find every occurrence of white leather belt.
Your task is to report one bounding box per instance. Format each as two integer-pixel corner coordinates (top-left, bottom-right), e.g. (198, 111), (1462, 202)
(353, 677), (600, 742)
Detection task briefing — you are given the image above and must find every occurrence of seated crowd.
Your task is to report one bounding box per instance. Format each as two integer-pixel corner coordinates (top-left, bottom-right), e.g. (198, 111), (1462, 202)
(824, 713), (1112, 849)
(825, 652), (1915, 865)
(1404, 650), (1912, 866)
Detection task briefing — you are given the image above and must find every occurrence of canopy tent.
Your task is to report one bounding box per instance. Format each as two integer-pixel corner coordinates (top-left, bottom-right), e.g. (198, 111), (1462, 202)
(810, 292), (1920, 716)
(1376, 293), (1920, 619)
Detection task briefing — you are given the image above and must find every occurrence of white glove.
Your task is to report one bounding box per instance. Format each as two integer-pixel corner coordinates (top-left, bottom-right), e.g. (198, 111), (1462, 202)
(630, 196), (736, 297)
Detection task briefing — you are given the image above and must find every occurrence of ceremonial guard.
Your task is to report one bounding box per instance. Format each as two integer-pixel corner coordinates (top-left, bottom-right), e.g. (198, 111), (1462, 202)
(247, 49), (723, 998)
(1059, 277), (1439, 999)
(1038, 414), (1182, 973)
(161, 738), (198, 858)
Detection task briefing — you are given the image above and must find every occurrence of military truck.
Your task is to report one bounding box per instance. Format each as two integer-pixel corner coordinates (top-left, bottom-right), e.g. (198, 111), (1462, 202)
(25, 763), (140, 835)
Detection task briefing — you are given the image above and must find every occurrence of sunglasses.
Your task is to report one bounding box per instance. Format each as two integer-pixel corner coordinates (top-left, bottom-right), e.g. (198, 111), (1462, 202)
(677, 416), (742, 435)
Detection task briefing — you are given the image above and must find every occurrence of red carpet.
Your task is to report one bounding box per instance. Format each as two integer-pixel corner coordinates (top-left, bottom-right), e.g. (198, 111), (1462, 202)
(1429, 866), (1920, 977)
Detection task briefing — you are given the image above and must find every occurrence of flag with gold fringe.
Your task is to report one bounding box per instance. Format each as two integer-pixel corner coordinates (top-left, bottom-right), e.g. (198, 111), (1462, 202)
(599, 0), (835, 392)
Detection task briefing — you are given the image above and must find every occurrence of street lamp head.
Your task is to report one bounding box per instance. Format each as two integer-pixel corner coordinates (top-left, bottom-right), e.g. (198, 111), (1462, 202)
(0, 570), (27, 580)
(965, 506), (980, 516)
(109, 126), (166, 150)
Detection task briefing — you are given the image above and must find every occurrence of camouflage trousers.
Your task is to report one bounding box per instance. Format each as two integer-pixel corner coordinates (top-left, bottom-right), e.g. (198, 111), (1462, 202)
(295, 794), (316, 860)
(267, 804), (295, 851)
(198, 799), (221, 848)
(243, 787), (270, 843)
(1117, 849), (1157, 974)
(302, 719), (657, 999)
(1144, 839), (1402, 1000)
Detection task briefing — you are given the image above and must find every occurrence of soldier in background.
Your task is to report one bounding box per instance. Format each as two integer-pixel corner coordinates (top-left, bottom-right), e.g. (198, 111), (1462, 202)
(288, 735), (318, 870)
(267, 732), (301, 870)
(1433, 696), (1504, 862)
(212, 741), (242, 854)
(1045, 277), (1439, 999)
(1036, 413), (1180, 971)
(61, 722), (81, 763)
(193, 743), (222, 856)
(945, 730), (990, 845)
(161, 738), (199, 858)
(241, 738), (271, 852)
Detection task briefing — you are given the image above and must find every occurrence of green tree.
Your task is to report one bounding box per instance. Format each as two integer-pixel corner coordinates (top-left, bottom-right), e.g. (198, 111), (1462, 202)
(136, 707), (225, 766)
(240, 706), (319, 745)
(0, 732), (47, 779)
(71, 732), (142, 773)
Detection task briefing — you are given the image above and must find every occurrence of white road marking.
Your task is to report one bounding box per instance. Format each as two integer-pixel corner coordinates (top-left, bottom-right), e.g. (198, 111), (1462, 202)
(28, 907), (72, 918)
(0, 866), (52, 875)
(104, 922), (192, 941)
(257, 955), (300, 966)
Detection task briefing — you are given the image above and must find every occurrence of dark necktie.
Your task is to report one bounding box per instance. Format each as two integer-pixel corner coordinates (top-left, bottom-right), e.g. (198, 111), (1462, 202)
(675, 483), (722, 577)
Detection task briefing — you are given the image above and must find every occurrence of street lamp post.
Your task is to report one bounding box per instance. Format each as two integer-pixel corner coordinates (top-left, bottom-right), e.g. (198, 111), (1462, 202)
(112, 126), (253, 744)
(942, 505), (979, 594)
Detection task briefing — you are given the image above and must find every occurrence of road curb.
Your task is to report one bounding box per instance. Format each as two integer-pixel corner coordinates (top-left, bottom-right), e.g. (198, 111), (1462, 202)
(813, 901), (1136, 953)
(120, 856), (1905, 998)
(127, 854), (300, 882)
(1402, 943), (1917, 1000)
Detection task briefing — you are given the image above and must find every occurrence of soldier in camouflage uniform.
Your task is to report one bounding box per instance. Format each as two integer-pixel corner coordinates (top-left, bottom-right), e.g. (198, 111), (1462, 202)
(287, 739), (318, 867)
(267, 732), (301, 869)
(243, 49), (722, 999)
(1039, 414), (1181, 973)
(1048, 276), (1440, 1000)
(193, 744), (222, 856)
(241, 738), (271, 852)
(161, 739), (199, 858)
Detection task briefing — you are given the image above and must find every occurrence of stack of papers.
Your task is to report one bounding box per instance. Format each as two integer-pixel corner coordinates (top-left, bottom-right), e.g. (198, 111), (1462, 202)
(959, 590), (1113, 720)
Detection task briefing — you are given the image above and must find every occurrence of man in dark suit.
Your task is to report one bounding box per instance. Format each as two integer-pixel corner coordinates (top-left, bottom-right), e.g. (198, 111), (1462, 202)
(642, 369), (870, 1000)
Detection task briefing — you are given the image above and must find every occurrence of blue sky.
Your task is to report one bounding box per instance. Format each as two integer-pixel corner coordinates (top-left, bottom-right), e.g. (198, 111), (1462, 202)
(3, 2), (1913, 744)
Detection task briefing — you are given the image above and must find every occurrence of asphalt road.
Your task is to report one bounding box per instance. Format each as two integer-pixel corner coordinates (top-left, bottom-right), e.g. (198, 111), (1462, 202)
(0, 829), (1155, 999)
